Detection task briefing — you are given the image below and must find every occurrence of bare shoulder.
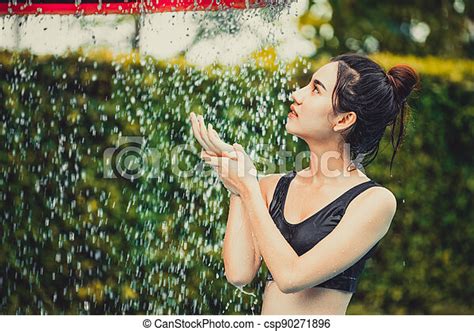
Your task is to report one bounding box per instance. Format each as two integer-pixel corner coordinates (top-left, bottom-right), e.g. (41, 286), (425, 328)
(345, 184), (398, 230)
(258, 173), (286, 209)
(367, 185), (397, 216)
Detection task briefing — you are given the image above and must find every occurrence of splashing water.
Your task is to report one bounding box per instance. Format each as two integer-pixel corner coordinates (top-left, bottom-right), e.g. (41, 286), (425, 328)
(0, 1), (317, 315)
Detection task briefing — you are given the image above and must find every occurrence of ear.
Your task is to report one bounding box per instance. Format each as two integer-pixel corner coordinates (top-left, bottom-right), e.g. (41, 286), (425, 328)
(333, 111), (357, 132)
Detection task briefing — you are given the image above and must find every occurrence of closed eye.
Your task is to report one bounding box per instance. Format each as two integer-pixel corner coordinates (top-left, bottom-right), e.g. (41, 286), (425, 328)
(312, 78), (327, 94)
(312, 81), (321, 94)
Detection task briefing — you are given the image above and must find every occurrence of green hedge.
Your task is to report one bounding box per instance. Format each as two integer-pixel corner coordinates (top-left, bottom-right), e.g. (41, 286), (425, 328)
(0, 49), (473, 314)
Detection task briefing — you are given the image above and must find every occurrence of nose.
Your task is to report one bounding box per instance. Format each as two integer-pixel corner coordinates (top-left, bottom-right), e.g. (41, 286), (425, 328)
(291, 89), (303, 105)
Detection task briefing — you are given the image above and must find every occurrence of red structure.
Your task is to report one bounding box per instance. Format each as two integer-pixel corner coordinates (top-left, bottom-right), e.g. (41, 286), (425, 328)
(0, 0), (273, 15)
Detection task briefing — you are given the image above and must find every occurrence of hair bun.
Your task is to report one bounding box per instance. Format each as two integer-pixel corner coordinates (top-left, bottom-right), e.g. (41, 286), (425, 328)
(387, 64), (419, 102)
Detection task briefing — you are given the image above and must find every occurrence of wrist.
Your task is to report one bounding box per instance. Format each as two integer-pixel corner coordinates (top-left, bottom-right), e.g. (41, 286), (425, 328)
(241, 178), (260, 200)
(230, 192), (241, 200)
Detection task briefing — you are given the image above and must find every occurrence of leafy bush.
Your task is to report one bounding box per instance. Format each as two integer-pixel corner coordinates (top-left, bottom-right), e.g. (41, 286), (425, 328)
(1, 49), (473, 314)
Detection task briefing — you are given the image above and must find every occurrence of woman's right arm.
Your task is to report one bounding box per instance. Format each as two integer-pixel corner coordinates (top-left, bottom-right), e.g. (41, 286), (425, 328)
(222, 193), (262, 286)
(222, 174), (283, 286)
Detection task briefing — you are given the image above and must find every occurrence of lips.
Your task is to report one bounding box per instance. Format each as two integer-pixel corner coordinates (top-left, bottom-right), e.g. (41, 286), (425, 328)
(289, 104), (298, 117)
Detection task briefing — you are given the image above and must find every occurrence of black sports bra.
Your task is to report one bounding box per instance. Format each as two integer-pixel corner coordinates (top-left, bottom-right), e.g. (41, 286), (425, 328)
(266, 170), (382, 293)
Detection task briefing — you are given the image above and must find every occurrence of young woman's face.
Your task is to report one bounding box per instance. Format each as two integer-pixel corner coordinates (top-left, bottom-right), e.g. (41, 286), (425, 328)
(286, 61), (340, 142)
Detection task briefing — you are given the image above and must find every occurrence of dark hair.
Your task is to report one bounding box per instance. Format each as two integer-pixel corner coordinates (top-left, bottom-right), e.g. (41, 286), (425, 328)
(329, 53), (420, 174)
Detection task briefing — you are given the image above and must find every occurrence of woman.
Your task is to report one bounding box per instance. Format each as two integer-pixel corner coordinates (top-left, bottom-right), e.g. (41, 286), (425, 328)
(189, 53), (419, 314)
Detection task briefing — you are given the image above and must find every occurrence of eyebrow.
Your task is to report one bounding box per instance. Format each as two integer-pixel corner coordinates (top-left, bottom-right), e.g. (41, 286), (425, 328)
(312, 77), (327, 91)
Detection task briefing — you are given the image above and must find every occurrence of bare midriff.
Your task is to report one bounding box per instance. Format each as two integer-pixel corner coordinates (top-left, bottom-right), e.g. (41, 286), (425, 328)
(261, 280), (353, 315)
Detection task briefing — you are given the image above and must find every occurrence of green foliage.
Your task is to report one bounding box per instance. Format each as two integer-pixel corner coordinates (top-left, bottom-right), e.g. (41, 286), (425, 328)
(0, 50), (473, 314)
(299, 0), (474, 58)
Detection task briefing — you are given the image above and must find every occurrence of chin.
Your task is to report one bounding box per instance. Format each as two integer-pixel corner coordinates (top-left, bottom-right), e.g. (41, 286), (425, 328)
(285, 123), (298, 136)
(286, 123), (307, 141)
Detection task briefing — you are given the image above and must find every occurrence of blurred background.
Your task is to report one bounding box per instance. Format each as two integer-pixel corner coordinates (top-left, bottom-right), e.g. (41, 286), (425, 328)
(1, 0), (473, 314)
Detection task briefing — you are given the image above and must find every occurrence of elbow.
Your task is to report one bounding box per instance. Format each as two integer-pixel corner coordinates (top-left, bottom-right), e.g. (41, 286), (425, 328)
(226, 276), (253, 287)
(275, 271), (301, 294)
(278, 282), (300, 294)
(278, 284), (296, 294)
(224, 269), (255, 287)
(281, 287), (299, 294)
(223, 255), (260, 287)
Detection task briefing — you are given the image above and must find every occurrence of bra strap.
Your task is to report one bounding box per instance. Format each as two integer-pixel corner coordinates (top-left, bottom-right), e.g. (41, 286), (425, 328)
(339, 180), (382, 212)
(268, 171), (296, 214)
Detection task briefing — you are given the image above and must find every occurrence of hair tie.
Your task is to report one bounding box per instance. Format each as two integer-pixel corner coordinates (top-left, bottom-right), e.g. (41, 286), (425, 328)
(387, 72), (408, 103)
(386, 73), (396, 88)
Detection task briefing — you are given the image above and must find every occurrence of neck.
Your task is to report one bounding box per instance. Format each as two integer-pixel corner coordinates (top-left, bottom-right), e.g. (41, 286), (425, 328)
(298, 139), (364, 185)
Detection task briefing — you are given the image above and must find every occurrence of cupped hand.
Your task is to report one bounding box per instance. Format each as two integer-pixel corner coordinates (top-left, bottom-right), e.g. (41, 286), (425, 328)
(189, 112), (234, 156)
(201, 143), (258, 197)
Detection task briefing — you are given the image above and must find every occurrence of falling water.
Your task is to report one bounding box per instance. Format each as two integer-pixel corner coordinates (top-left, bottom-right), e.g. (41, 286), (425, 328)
(0, 1), (317, 314)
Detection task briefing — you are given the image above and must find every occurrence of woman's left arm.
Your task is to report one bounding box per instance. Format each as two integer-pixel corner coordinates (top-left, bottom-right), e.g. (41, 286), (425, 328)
(240, 180), (396, 293)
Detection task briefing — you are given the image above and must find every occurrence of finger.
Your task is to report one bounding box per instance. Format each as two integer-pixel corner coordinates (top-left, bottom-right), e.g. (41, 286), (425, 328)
(202, 156), (226, 167)
(202, 156), (229, 168)
(202, 152), (231, 161)
(201, 122), (222, 155)
(232, 143), (257, 177)
(211, 167), (237, 194)
(191, 113), (212, 152)
(221, 151), (238, 160)
(190, 113), (211, 151)
(196, 115), (214, 152)
(208, 125), (234, 153)
(233, 143), (245, 152)
(232, 143), (245, 160)
(206, 124), (225, 153)
(212, 163), (231, 182)
(201, 150), (217, 158)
